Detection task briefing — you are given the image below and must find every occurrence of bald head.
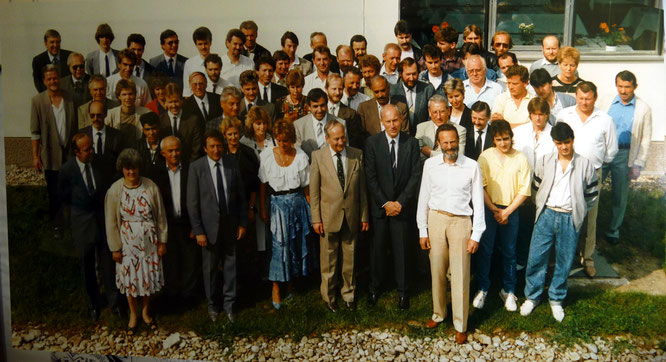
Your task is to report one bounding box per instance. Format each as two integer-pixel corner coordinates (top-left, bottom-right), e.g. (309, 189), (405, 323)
(380, 104), (402, 138)
(89, 100), (107, 130)
(542, 35), (560, 63)
(370, 75), (391, 105)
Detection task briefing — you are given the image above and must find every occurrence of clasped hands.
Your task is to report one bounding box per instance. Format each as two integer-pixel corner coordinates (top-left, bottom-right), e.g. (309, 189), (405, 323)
(384, 201), (402, 217)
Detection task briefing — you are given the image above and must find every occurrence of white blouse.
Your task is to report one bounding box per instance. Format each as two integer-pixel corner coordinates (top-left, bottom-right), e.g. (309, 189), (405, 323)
(258, 147), (310, 192)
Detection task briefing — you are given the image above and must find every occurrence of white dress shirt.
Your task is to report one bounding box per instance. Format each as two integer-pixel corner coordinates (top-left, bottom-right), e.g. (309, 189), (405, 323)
(207, 156), (229, 207)
(545, 158), (573, 211)
(76, 157), (97, 191)
(402, 83), (416, 110)
(182, 54), (207, 97)
(134, 60), (147, 79)
(206, 76), (232, 95)
(221, 54), (254, 88)
(167, 164), (182, 216)
(385, 132), (400, 167)
(303, 72), (328, 94)
(329, 145), (347, 177)
(556, 106), (619, 169)
(341, 91), (369, 111)
(169, 111), (182, 134)
(106, 74), (152, 106)
(195, 95), (209, 118)
(463, 79), (503, 108)
(259, 82), (273, 102)
(52, 100), (67, 146)
(474, 124), (489, 150)
(328, 101), (340, 117)
(416, 154), (486, 241)
(513, 122), (556, 172)
(98, 49), (117, 76)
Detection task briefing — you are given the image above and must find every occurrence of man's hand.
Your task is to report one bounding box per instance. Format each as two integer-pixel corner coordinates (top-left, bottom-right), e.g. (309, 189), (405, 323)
(419, 237), (431, 250)
(112, 251), (123, 264)
(195, 234), (208, 247)
(629, 166), (641, 180)
(497, 209), (510, 225)
(237, 226), (246, 240)
(361, 222), (370, 232)
(158, 243), (167, 257)
(490, 112), (504, 121)
(313, 222), (324, 235)
(384, 201), (403, 217)
(466, 239), (479, 254)
(33, 157), (43, 173)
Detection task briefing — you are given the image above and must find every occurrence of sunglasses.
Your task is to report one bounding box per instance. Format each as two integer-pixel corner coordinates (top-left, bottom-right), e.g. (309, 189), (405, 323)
(72, 64), (85, 70)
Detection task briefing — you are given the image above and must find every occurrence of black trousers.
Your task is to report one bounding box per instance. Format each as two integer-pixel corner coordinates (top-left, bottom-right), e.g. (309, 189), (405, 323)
(163, 221), (201, 298)
(79, 231), (119, 309)
(369, 216), (413, 297)
(44, 170), (61, 221)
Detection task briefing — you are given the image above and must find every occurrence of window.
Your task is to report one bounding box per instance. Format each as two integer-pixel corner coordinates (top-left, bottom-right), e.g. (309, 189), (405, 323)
(496, 0), (565, 46)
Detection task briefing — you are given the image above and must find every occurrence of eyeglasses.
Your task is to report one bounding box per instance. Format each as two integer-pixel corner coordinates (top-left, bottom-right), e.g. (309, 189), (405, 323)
(494, 43), (510, 48)
(72, 65), (85, 70)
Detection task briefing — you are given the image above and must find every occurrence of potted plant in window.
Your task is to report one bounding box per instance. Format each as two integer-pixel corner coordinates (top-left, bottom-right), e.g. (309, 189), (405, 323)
(519, 23), (535, 45)
(599, 22), (631, 51)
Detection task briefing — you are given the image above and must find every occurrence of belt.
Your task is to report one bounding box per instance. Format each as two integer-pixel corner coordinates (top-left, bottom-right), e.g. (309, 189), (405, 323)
(434, 209), (464, 217)
(547, 206), (572, 214)
(273, 188), (302, 196)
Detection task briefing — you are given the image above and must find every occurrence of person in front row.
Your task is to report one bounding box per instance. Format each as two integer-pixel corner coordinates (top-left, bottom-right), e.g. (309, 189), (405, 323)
(520, 122), (598, 322)
(473, 119), (531, 312)
(416, 123), (485, 344)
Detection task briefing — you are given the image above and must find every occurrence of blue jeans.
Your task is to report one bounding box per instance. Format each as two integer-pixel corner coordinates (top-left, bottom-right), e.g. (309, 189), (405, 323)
(602, 149), (630, 239)
(476, 205), (519, 294)
(524, 208), (580, 303)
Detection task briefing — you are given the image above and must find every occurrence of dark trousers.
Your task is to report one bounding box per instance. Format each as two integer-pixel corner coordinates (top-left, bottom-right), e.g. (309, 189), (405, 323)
(370, 216), (411, 297)
(202, 218), (238, 314)
(44, 170), (61, 221)
(163, 221), (201, 298)
(79, 235), (119, 310)
(516, 201), (536, 268)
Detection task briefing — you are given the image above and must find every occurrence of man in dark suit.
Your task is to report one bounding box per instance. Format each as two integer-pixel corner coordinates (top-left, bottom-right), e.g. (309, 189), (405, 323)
(187, 129), (248, 323)
(239, 20), (272, 61)
(326, 73), (364, 149)
(149, 29), (188, 92)
(32, 29), (72, 92)
(255, 56), (289, 104)
(135, 112), (163, 179)
(154, 136), (201, 306)
(183, 71), (222, 127)
(159, 83), (203, 161)
(78, 75), (120, 129)
(464, 101), (493, 160)
(364, 104), (422, 310)
(58, 133), (120, 321)
(60, 52), (91, 108)
(206, 86), (242, 130)
(86, 23), (119, 77)
(127, 33), (156, 82)
(357, 76), (409, 142)
(79, 100), (125, 167)
(239, 70), (276, 122)
(390, 57), (435, 135)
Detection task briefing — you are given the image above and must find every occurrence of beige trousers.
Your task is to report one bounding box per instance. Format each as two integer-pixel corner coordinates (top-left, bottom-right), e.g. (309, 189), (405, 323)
(428, 210), (471, 332)
(319, 219), (356, 304)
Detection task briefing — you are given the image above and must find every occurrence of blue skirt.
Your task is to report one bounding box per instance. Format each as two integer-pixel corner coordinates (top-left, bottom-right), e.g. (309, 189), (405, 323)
(268, 192), (314, 282)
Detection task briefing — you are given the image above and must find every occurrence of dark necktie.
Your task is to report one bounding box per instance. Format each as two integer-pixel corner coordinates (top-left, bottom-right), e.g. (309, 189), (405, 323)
(336, 153), (345, 190)
(172, 116), (179, 136)
(248, 102), (253, 110)
(202, 101), (208, 119)
(52, 56), (59, 65)
(212, 84), (217, 94)
(135, 66), (141, 77)
(104, 54), (110, 77)
(168, 58), (174, 75)
(347, 95), (353, 107)
(215, 162), (227, 212)
(84, 163), (95, 195)
(74, 81), (83, 95)
(96, 132), (103, 154)
(390, 139), (397, 177)
(263, 86), (268, 102)
(475, 130), (483, 157)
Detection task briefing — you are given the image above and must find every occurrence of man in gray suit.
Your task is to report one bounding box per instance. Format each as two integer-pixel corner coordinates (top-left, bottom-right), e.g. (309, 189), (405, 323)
(390, 57), (436, 135)
(78, 75), (120, 129)
(187, 129), (248, 323)
(60, 52), (91, 108)
(294, 88), (347, 159)
(85, 23), (119, 77)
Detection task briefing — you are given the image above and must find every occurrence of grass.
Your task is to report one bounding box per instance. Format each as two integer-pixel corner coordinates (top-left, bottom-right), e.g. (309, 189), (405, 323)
(7, 185), (666, 349)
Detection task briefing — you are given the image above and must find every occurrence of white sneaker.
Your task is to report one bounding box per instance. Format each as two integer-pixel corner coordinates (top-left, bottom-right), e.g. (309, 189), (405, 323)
(520, 300), (537, 316)
(499, 289), (517, 312)
(551, 304), (565, 322)
(472, 291), (487, 309)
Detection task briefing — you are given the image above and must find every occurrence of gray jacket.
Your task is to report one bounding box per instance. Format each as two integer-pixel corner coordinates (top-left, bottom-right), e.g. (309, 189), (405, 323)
(532, 152), (598, 232)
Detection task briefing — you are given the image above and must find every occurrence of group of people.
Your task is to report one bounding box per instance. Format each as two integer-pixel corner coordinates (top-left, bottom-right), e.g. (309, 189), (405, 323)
(30, 18), (652, 343)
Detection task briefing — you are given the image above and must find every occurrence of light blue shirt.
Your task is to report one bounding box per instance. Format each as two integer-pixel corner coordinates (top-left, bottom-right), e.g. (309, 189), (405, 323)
(608, 95), (635, 147)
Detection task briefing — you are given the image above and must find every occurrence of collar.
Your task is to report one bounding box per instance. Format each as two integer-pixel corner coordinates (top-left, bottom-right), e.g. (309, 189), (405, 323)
(612, 94), (636, 106)
(75, 157), (90, 173)
(167, 163), (182, 172)
(207, 155), (222, 168)
(384, 131), (400, 144)
(169, 110), (183, 119)
(311, 113), (328, 125)
(47, 52), (59, 62)
(475, 124), (489, 134)
(72, 75), (84, 83)
(293, 57), (301, 66)
(541, 57), (557, 66)
(245, 97), (257, 107)
(164, 54), (176, 62)
(328, 101), (340, 109)
(92, 125), (106, 135)
(329, 145), (347, 158)
(433, 153), (463, 167)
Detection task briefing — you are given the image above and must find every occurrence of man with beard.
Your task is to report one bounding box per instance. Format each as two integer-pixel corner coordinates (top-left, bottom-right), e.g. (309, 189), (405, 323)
(390, 57), (435, 135)
(204, 54), (232, 95)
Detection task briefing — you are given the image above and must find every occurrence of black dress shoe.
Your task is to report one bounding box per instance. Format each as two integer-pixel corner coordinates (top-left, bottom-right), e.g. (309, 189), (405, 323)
(368, 293), (379, 306)
(345, 301), (357, 310)
(326, 302), (338, 313)
(398, 296), (410, 310)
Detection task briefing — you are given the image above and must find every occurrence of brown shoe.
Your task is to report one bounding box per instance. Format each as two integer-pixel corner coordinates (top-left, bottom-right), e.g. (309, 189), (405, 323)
(455, 331), (467, 344)
(584, 265), (597, 278)
(425, 319), (440, 329)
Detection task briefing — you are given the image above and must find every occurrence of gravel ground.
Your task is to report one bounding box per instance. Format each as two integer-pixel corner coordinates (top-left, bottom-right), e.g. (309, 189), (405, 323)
(11, 325), (666, 361)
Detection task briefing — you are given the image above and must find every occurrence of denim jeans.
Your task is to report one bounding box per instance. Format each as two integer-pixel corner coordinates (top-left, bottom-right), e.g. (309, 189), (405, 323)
(524, 208), (580, 303)
(476, 205), (519, 294)
(602, 149), (630, 239)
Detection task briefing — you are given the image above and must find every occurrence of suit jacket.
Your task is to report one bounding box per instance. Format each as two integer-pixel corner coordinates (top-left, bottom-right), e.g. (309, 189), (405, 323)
(291, 57), (313, 76)
(80, 125), (126, 165)
(258, 82), (289, 104)
(598, 95), (652, 168)
(356, 99), (409, 140)
(58, 155), (114, 247)
(390, 80), (436, 135)
(464, 126), (493, 161)
(153, 161), (190, 226)
(239, 98), (276, 122)
(182, 92), (222, 127)
(85, 49), (120, 76)
(187, 155), (248, 245)
(310, 146), (369, 234)
(32, 49), (73, 92)
(134, 137), (163, 179)
(364, 131), (422, 218)
(294, 113), (347, 159)
(30, 91), (77, 171)
(137, 60), (156, 81)
(159, 112), (204, 161)
(106, 106), (150, 141)
(336, 104), (364, 149)
(458, 106), (474, 136)
(241, 43), (272, 62)
(149, 53), (188, 90)
(78, 98), (120, 129)
(60, 74), (91, 108)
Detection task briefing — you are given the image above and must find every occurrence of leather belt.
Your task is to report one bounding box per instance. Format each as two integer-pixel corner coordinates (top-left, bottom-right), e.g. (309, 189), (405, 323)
(434, 209), (464, 217)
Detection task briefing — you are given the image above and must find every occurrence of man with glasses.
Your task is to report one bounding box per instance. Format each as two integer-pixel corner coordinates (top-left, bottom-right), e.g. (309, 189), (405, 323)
(60, 52), (91, 108)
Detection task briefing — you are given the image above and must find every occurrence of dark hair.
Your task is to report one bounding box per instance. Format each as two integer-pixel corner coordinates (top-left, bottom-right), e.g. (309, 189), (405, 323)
(460, 42), (481, 56)
(114, 78), (136, 98)
(240, 20), (258, 32)
(350, 34), (367, 46)
(359, 54), (381, 72)
(527, 97), (550, 115)
(497, 52), (514, 64)
(139, 112), (160, 127)
(434, 27), (458, 44)
(159, 29), (178, 45)
(489, 119), (513, 141)
(576, 81), (598, 98)
(286, 69), (305, 87)
(422, 44), (442, 60)
(94, 23), (114, 43)
(126, 33), (146, 47)
(615, 70), (637, 87)
(394, 20), (411, 36)
(204, 53), (222, 67)
(306, 88), (328, 104)
(550, 122), (575, 142)
(397, 57), (417, 75)
(239, 70), (259, 86)
(254, 55), (275, 71)
(313, 45), (332, 58)
(345, 66), (362, 79)
(204, 128), (225, 145)
(193, 26), (212, 43)
(149, 74), (169, 91)
(226, 28), (245, 43)
(505, 65), (529, 83)
(281, 31), (299, 47)
(470, 101), (491, 118)
(272, 119), (296, 143)
(117, 48), (137, 65)
(529, 68), (552, 88)
(435, 123), (459, 142)
(273, 50), (290, 62)
(43, 29), (61, 42)
(165, 82), (182, 98)
(463, 24), (483, 39)
(116, 148), (142, 172)
(71, 133), (90, 152)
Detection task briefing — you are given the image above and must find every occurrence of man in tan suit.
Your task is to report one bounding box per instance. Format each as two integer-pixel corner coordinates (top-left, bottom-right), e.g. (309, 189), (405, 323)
(310, 119), (369, 312)
(357, 76), (408, 144)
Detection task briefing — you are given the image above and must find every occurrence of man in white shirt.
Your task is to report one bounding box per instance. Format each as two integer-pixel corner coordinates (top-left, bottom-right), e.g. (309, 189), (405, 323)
(380, 43), (402, 85)
(106, 49), (152, 107)
(464, 101), (493, 160)
(530, 69), (576, 125)
(556, 81), (618, 277)
(416, 123), (484, 344)
(491, 65), (535, 128)
(183, 27), (213, 97)
(463, 55), (503, 108)
(394, 20), (422, 67)
(303, 45), (332, 94)
(204, 54), (231, 95)
(221, 29), (255, 88)
(530, 35), (561, 77)
(341, 67), (370, 111)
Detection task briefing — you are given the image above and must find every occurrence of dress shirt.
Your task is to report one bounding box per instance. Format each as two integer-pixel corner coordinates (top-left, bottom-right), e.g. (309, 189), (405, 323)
(195, 95), (209, 118)
(548, 92), (576, 125)
(513, 122), (555, 172)
(163, 54), (177, 71)
(341, 91), (369, 111)
(47, 52), (59, 64)
(106, 74), (152, 106)
(402, 84), (416, 110)
(259, 82), (272, 102)
(169, 111), (182, 135)
(182, 54), (207, 97)
(556, 106), (619, 169)
(474, 124), (489, 150)
(529, 58), (560, 77)
(376, 101), (388, 132)
(288, 56), (302, 70)
(92, 126), (107, 154)
(385, 132), (400, 166)
(416, 154), (486, 241)
(206, 77), (232, 95)
(463, 79), (503, 108)
(492, 91), (535, 127)
(52, 100), (67, 146)
(146, 139), (158, 162)
(134, 60), (147, 79)
(329, 145), (347, 177)
(207, 156), (229, 207)
(244, 97), (257, 110)
(311, 114), (329, 148)
(608, 95), (636, 147)
(303, 72), (328, 93)
(167, 164), (182, 216)
(76, 157), (97, 191)
(545, 158), (573, 211)
(221, 54), (254, 88)
(328, 101), (340, 117)
(380, 65), (399, 84)
(98, 49), (117, 76)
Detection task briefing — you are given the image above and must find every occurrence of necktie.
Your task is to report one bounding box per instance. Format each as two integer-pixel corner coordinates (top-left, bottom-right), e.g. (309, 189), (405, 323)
(215, 162), (227, 211)
(202, 101), (208, 119)
(475, 130), (483, 157)
(263, 86), (268, 102)
(212, 84), (217, 94)
(172, 116), (179, 136)
(330, 105), (337, 116)
(317, 122), (324, 146)
(74, 81), (83, 95)
(168, 58), (174, 75)
(336, 153), (345, 190)
(104, 54), (110, 77)
(390, 139), (397, 171)
(52, 56), (59, 65)
(135, 66), (141, 77)
(96, 132), (103, 154)
(248, 102), (253, 109)
(84, 163), (95, 195)
(347, 95), (353, 107)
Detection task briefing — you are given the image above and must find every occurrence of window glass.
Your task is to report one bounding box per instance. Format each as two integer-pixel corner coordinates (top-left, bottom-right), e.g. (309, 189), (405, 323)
(401, 0), (486, 46)
(496, 0), (565, 46)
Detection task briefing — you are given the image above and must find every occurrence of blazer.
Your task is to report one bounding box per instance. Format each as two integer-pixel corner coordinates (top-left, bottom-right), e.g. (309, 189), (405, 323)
(337, 104), (365, 149)
(241, 43), (272, 62)
(134, 137), (163, 180)
(79, 125), (126, 164)
(258, 82), (289, 104)
(77, 98), (120, 129)
(32, 49), (73, 92)
(60, 74), (91, 107)
(149, 53), (188, 90)
(599, 95), (652, 168)
(464, 126), (493, 161)
(159, 112), (204, 161)
(418, 69), (449, 96)
(30, 91), (77, 171)
(240, 98), (276, 122)
(294, 113), (347, 159)
(137, 60), (156, 81)
(457, 106), (475, 135)
(291, 57), (313, 76)
(85, 48), (119, 76)
(364, 131), (422, 218)
(187, 155), (248, 245)
(310, 146), (369, 233)
(153, 161), (190, 225)
(356, 99), (409, 139)
(106, 106), (150, 141)
(182, 92), (222, 127)
(390, 80), (436, 135)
